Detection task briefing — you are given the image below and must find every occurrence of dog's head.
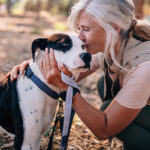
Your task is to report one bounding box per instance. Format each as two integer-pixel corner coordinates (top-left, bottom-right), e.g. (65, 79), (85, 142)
(31, 33), (91, 74)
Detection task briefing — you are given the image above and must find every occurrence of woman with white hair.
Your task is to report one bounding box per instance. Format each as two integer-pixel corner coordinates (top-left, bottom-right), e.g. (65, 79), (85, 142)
(7, 0), (150, 149)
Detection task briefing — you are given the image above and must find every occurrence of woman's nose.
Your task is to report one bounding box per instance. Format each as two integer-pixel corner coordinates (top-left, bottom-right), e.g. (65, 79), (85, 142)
(78, 31), (86, 42)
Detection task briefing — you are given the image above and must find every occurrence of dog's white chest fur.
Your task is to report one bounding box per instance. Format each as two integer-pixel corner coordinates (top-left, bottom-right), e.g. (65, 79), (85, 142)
(17, 62), (58, 149)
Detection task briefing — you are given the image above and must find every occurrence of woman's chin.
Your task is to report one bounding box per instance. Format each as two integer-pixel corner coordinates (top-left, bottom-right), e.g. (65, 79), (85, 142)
(86, 47), (99, 54)
(87, 48), (104, 54)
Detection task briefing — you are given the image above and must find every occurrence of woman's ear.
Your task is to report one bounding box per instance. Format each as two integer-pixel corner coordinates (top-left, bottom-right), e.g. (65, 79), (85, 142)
(112, 23), (121, 34)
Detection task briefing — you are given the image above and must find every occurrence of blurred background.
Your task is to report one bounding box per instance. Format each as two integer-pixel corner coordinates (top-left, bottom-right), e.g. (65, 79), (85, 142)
(0, 0), (149, 150)
(0, 0), (149, 69)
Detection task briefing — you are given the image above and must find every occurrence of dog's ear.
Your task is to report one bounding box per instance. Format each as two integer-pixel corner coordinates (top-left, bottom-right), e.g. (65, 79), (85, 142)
(47, 34), (72, 52)
(31, 38), (48, 61)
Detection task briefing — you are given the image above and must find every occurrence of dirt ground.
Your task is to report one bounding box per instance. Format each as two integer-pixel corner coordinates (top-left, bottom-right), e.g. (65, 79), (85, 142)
(0, 12), (123, 150)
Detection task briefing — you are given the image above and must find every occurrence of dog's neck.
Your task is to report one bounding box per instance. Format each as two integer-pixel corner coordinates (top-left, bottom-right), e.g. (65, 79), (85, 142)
(29, 61), (61, 94)
(34, 51), (80, 81)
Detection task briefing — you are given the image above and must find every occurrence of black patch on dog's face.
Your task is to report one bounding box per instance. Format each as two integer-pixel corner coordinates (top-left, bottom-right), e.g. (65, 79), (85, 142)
(47, 34), (72, 52)
(31, 33), (73, 61)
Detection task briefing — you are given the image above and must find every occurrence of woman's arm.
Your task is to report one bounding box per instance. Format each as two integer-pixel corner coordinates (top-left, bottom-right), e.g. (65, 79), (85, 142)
(41, 49), (142, 139)
(76, 69), (96, 82)
(5, 59), (30, 81)
(73, 93), (141, 139)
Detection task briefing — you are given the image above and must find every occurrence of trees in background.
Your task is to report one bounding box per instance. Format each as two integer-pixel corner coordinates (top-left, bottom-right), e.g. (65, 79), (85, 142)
(6, 0), (11, 14)
(0, 0), (79, 16)
(0, 0), (149, 19)
(46, 0), (53, 12)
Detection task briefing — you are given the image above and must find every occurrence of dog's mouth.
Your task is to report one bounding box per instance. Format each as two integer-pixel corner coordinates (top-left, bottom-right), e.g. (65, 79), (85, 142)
(66, 64), (91, 71)
(63, 64), (90, 71)
(77, 64), (91, 69)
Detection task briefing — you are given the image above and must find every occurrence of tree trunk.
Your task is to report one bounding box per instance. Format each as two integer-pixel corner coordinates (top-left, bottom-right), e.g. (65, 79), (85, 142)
(133, 0), (144, 19)
(36, 0), (41, 19)
(66, 0), (74, 15)
(47, 0), (53, 12)
(6, 0), (11, 15)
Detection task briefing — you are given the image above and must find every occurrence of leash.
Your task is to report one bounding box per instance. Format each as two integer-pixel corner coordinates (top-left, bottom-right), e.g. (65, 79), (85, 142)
(25, 66), (60, 99)
(47, 100), (64, 149)
(60, 72), (79, 150)
(25, 66), (79, 150)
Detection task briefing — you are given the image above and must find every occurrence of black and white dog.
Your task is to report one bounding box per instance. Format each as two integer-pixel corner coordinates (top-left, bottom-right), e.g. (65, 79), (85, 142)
(0, 33), (91, 150)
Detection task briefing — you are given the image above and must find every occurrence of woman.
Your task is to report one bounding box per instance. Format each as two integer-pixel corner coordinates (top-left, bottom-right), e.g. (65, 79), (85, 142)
(6, 0), (150, 149)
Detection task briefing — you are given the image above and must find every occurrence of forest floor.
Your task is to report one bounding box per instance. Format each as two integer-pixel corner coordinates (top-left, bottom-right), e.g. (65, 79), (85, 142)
(0, 12), (123, 150)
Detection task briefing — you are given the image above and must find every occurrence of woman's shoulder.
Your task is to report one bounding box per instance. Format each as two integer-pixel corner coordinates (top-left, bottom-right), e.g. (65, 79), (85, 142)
(116, 61), (150, 109)
(124, 60), (150, 84)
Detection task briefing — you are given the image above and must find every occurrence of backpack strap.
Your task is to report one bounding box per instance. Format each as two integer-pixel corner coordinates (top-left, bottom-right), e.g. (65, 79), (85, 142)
(123, 39), (150, 67)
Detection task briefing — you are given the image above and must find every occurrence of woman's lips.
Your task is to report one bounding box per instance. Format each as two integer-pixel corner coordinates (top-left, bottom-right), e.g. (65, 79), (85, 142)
(85, 44), (89, 50)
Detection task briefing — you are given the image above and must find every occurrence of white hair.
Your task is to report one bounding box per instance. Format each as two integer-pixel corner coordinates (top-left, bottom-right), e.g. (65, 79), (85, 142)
(67, 0), (135, 71)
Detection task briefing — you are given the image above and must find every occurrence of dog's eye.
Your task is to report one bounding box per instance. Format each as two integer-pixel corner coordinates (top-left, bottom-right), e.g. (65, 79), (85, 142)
(82, 45), (85, 50)
(63, 43), (68, 46)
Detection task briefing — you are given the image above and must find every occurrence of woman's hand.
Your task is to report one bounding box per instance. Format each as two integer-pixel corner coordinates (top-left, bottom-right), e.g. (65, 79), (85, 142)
(5, 60), (30, 81)
(40, 48), (72, 91)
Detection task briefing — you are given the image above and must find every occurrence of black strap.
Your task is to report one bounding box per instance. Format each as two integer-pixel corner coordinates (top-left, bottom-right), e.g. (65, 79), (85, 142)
(25, 66), (60, 99)
(60, 88), (80, 101)
(25, 66), (78, 150)
(60, 108), (75, 150)
(47, 113), (60, 150)
(47, 108), (75, 150)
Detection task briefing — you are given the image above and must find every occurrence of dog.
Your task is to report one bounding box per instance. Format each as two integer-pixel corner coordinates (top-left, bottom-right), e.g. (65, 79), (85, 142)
(0, 33), (91, 150)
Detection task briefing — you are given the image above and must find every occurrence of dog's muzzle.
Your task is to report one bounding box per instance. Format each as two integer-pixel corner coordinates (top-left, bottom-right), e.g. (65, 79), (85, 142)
(79, 52), (91, 69)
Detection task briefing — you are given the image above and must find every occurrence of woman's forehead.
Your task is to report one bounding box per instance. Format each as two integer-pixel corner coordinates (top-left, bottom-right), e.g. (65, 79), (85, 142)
(77, 11), (98, 27)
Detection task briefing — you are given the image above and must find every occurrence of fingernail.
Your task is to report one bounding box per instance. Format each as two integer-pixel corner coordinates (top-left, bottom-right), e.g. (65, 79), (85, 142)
(20, 71), (23, 75)
(50, 48), (54, 53)
(45, 48), (48, 54)
(50, 49), (53, 55)
(60, 63), (64, 67)
(60, 63), (65, 68)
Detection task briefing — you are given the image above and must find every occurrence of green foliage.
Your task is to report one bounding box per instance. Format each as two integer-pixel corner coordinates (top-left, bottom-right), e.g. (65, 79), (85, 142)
(25, 0), (37, 11)
(30, 27), (43, 35)
(54, 22), (67, 31)
(1, 0), (80, 16)
(46, 0), (79, 16)
(12, 2), (24, 15)
(0, 0), (6, 4)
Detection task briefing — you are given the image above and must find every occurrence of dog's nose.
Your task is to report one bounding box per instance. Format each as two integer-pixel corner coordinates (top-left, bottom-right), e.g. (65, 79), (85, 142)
(80, 52), (91, 64)
(80, 52), (91, 69)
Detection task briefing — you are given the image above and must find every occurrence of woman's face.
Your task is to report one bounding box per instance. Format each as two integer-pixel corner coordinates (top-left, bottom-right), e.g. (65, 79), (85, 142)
(77, 11), (106, 54)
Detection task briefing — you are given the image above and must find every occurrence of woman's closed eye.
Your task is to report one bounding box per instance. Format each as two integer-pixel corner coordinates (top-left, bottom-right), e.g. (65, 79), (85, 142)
(77, 25), (90, 32)
(83, 26), (90, 32)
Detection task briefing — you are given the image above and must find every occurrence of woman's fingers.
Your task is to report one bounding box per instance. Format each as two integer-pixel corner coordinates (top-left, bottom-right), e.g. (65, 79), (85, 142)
(40, 60), (46, 79)
(40, 48), (68, 90)
(5, 65), (20, 81)
(5, 72), (11, 78)
(59, 64), (72, 77)
(5, 60), (30, 81)
(20, 60), (30, 75)
(44, 48), (51, 71)
(50, 49), (59, 70)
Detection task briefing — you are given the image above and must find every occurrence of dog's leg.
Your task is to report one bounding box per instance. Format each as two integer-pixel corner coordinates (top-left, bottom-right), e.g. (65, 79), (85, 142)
(21, 138), (41, 150)
(19, 116), (44, 150)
